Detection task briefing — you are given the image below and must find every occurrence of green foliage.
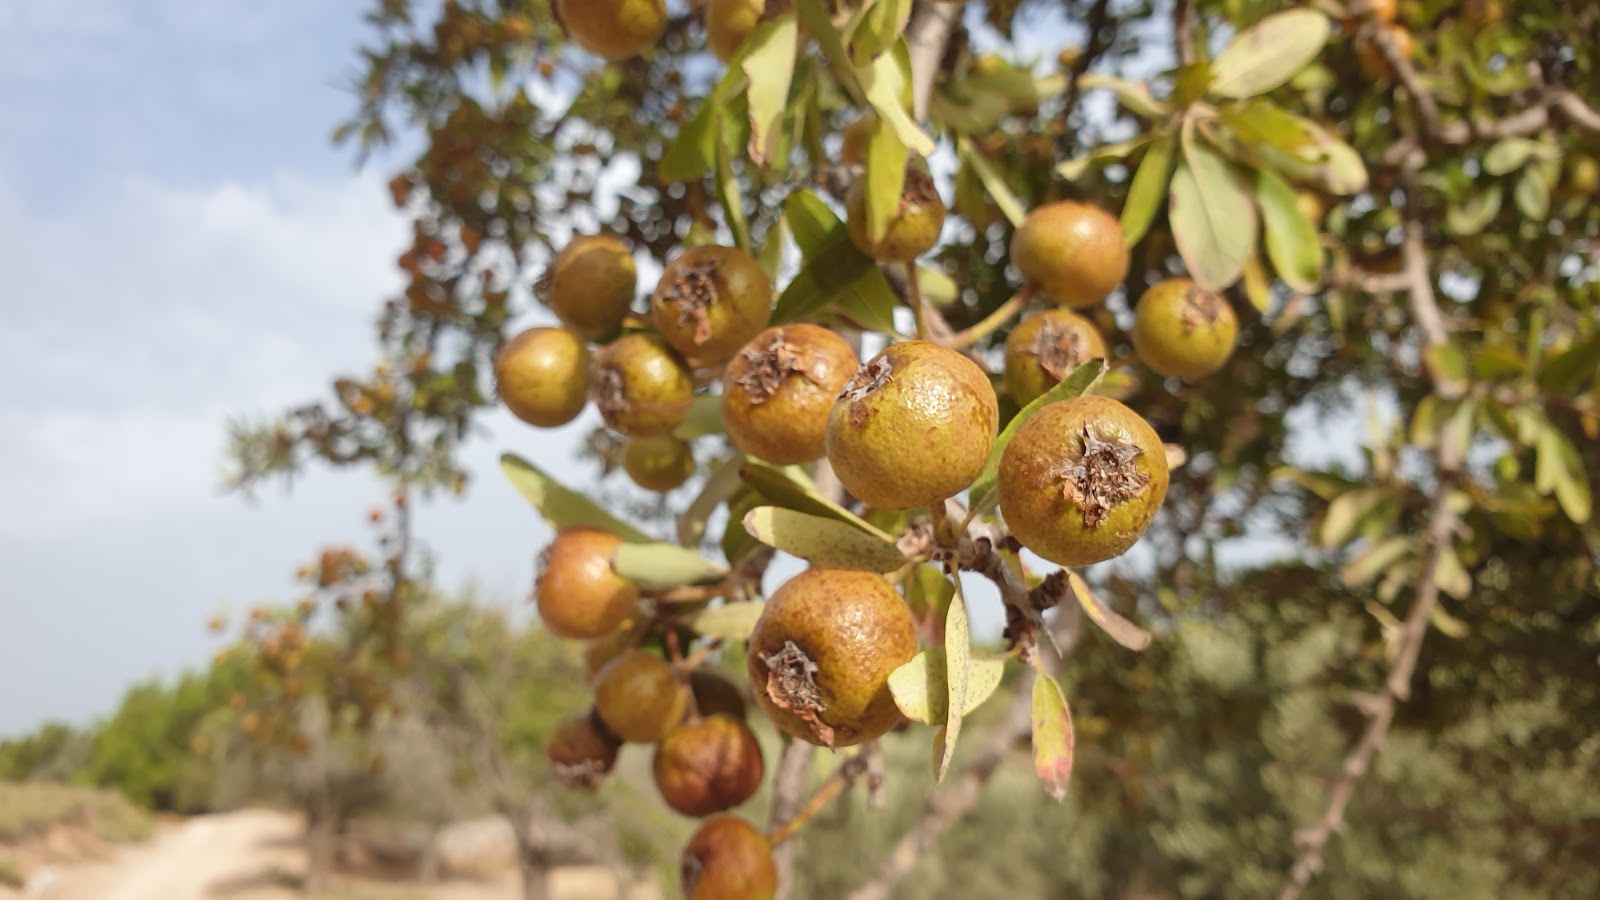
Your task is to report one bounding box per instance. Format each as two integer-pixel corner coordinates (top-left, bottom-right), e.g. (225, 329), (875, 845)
(0, 782), (153, 843)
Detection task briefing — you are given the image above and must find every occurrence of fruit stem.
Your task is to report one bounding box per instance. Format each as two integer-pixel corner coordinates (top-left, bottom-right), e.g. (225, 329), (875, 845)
(905, 262), (932, 341)
(929, 499), (962, 549)
(941, 286), (1036, 349)
(674, 639), (722, 675)
(766, 750), (871, 846)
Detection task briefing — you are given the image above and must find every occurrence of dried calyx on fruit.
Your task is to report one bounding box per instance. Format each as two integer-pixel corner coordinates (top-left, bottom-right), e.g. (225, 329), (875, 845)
(846, 165), (948, 262)
(590, 332), (695, 437)
(1010, 200), (1130, 309)
(538, 234), (637, 341)
(681, 816), (778, 900)
(535, 526), (638, 640)
(494, 326), (590, 427)
(1003, 309), (1109, 405)
(722, 324), (859, 465)
(653, 713), (765, 817)
(553, 0), (668, 61)
(1131, 278), (1239, 381)
(547, 711), (621, 791)
(650, 245), (773, 361)
(593, 649), (688, 743)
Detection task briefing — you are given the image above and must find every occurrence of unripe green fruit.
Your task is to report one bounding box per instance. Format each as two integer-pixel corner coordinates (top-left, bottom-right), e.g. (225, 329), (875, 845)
(1010, 201), (1129, 308)
(590, 333), (695, 436)
(494, 327), (590, 427)
(998, 396), (1169, 567)
(623, 434), (695, 492)
(543, 235), (637, 340)
(536, 526), (639, 639)
(706, 0), (763, 63)
(547, 712), (621, 791)
(747, 569), (918, 748)
(826, 340), (998, 510)
(554, 0), (667, 61)
(594, 649), (689, 743)
(1131, 278), (1238, 381)
(722, 324), (859, 465)
(846, 167), (947, 262)
(650, 245), (773, 361)
(653, 714), (765, 817)
(681, 816), (777, 900)
(1003, 310), (1108, 405)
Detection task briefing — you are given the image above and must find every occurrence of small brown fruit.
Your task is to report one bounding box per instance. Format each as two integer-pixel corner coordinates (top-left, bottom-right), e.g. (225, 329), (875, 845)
(746, 569), (918, 747)
(594, 649), (689, 743)
(1010, 201), (1129, 308)
(998, 396), (1169, 566)
(653, 714), (765, 817)
(681, 816), (778, 900)
(590, 333), (695, 436)
(542, 235), (637, 341)
(494, 327), (590, 427)
(846, 167), (947, 262)
(722, 325), (859, 465)
(1131, 278), (1238, 381)
(1003, 310), (1109, 406)
(839, 114), (876, 168)
(623, 434), (696, 492)
(706, 0), (763, 63)
(547, 712), (621, 791)
(690, 670), (749, 720)
(650, 245), (773, 361)
(554, 0), (667, 61)
(536, 526), (639, 639)
(826, 340), (999, 510)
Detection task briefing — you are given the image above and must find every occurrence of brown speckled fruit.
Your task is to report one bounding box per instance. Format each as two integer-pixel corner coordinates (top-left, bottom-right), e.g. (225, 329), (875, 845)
(623, 434), (695, 493)
(594, 650), (689, 743)
(998, 396), (1169, 567)
(681, 816), (778, 900)
(653, 714), (765, 817)
(846, 167), (947, 262)
(494, 327), (590, 427)
(1010, 201), (1129, 308)
(722, 325), (859, 465)
(547, 712), (621, 791)
(826, 340), (998, 510)
(536, 527), (639, 639)
(554, 0), (667, 61)
(746, 569), (918, 748)
(1003, 310), (1109, 405)
(706, 0), (763, 63)
(690, 670), (748, 720)
(542, 234), (637, 340)
(1131, 278), (1238, 381)
(650, 245), (773, 361)
(590, 333), (695, 436)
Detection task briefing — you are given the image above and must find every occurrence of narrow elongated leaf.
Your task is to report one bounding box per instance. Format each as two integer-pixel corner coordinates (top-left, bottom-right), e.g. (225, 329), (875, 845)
(1210, 10), (1331, 99)
(1319, 486), (1389, 548)
(739, 458), (897, 541)
(500, 453), (652, 543)
(611, 543), (727, 591)
(1340, 536), (1412, 588)
(1121, 132), (1175, 246)
(742, 506), (907, 572)
(1256, 169), (1322, 291)
(1078, 74), (1170, 119)
(678, 454), (748, 547)
(864, 116), (909, 244)
(1031, 669), (1075, 800)
(1446, 187), (1502, 236)
(1433, 545), (1473, 600)
(715, 115), (751, 254)
(859, 48), (935, 155)
(1536, 424), (1592, 524)
(846, 0), (912, 65)
(1482, 137), (1554, 176)
(888, 647), (1006, 725)
(686, 602), (766, 640)
(743, 14), (799, 167)
(957, 136), (1026, 228)
(965, 360), (1105, 521)
(935, 574), (971, 781)
(659, 59), (749, 183)
(1069, 572), (1151, 651)
(1171, 126), (1258, 290)
(773, 190), (901, 332)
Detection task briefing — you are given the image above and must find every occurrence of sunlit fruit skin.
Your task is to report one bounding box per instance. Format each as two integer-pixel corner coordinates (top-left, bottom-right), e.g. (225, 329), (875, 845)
(547, 711), (622, 791)
(998, 396), (1169, 567)
(536, 526), (639, 639)
(1003, 310), (1109, 406)
(1131, 278), (1238, 381)
(554, 0), (667, 61)
(623, 434), (695, 492)
(544, 234), (637, 341)
(1010, 201), (1130, 309)
(681, 816), (778, 900)
(690, 669), (749, 720)
(650, 245), (773, 361)
(845, 167), (948, 262)
(826, 340), (999, 511)
(590, 333), (695, 437)
(653, 714), (765, 817)
(706, 0), (763, 63)
(594, 649), (689, 743)
(722, 324), (859, 465)
(494, 327), (590, 427)
(746, 569), (918, 748)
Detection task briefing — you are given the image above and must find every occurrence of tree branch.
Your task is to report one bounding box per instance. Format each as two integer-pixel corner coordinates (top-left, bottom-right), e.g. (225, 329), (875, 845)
(905, 3), (961, 123)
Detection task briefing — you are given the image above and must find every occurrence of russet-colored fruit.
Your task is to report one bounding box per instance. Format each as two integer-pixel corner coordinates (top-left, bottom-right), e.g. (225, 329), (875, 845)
(706, 0), (763, 63)
(1131, 278), (1238, 381)
(650, 245), (773, 361)
(722, 325), (859, 465)
(846, 167), (948, 262)
(542, 234), (637, 341)
(1003, 309), (1109, 405)
(547, 712), (621, 791)
(653, 714), (765, 817)
(998, 396), (1169, 567)
(536, 526), (639, 639)
(623, 434), (696, 492)
(746, 569), (918, 748)
(594, 649), (689, 743)
(681, 816), (778, 900)
(826, 340), (998, 510)
(555, 0), (667, 61)
(590, 333), (695, 436)
(1010, 201), (1130, 308)
(494, 326), (590, 427)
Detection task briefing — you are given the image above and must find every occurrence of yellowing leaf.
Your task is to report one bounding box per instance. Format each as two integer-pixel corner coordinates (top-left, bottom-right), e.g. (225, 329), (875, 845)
(686, 602), (766, 640)
(957, 136), (1026, 228)
(864, 116), (909, 245)
(1078, 73), (1170, 119)
(935, 574), (971, 782)
(742, 14), (799, 168)
(845, 0), (912, 65)
(1031, 670), (1075, 800)
(739, 457), (897, 542)
(1069, 571), (1152, 652)
(888, 647), (1006, 725)
(1170, 126), (1257, 291)
(1122, 131), (1175, 247)
(741, 506), (907, 572)
(1536, 424), (1592, 524)
(500, 453), (652, 543)
(1209, 10), (1332, 99)
(859, 48), (935, 155)
(611, 543), (727, 591)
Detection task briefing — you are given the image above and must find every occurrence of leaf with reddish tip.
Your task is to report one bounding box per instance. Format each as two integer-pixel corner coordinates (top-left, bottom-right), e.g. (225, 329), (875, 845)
(1031, 669), (1075, 800)
(1068, 571), (1152, 651)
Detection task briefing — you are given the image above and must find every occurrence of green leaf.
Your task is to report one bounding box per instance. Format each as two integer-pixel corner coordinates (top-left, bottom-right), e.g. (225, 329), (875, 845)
(957, 136), (1026, 228)
(965, 360), (1106, 521)
(743, 14), (799, 168)
(611, 543), (727, 591)
(1433, 545), (1473, 601)
(739, 458), (897, 541)
(1482, 137), (1555, 176)
(1171, 126), (1258, 291)
(1077, 74), (1170, 119)
(1340, 536), (1413, 588)
(1069, 571), (1152, 651)
(715, 115), (752, 255)
(1209, 9), (1332, 99)
(1215, 100), (1324, 156)
(916, 265), (959, 308)
(903, 562), (955, 618)
(1536, 424), (1592, 524)
(500, 453), (652, 543)
(741, 506), (907, 572)
(1255, 168), (1322, 291)
(1121, 131), (1175, 247)
(864, 115), (910, 245)
(1055, 134), (1154, 182)
(1318, 486), (1389, 548)
(678, 454), (748, 547)
(845, 0), (912, 65)
(1538, 336), (1600, 393)
(686, 602), (766, 641)
(1030, 669), (1075, 800)
(935, 573), (971, 782)
(673, 394), (726, 440)
(1514, 167), (1552, 221)
(1446, 187), (1502, 236)
(659, 60), (749, 183)
(772, 190), (901, 333)
(888, 647), (1006, 726)
(859, 47), (935, 155)
(1424, 341), (1469, 386)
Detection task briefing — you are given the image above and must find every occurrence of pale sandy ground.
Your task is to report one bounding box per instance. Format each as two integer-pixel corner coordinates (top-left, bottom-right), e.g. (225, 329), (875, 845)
(2, 810), (655, 900)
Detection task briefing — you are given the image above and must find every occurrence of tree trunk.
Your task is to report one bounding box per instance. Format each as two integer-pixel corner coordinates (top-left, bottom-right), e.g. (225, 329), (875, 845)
(304, 792), (336, 894)
(517, 842), (551, 900)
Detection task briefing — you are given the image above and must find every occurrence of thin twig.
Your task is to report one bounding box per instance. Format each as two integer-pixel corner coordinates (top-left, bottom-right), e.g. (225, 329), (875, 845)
(768, 752), (871, 846)
(1173, 0), (1196, 67)
(1058, 0), (1115, 155)
(939, 288), (1035, 349)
